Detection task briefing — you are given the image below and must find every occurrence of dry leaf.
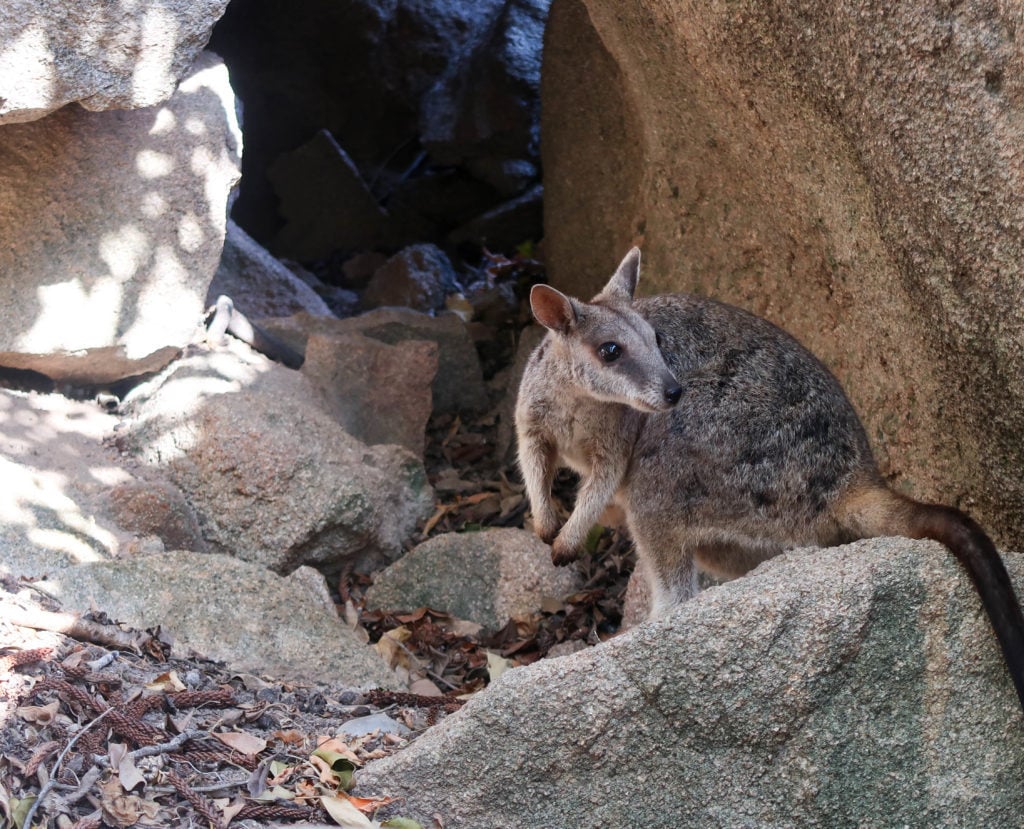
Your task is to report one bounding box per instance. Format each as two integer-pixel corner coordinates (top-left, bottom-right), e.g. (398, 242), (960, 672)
(17, 701), (59, 725)
(421, 504), (451, 536)
(309, 754), (341, 788)
(540, 596), (564, 614)
(99, 777), (160, 827)
(212, 731), (267, 756)
(272, 729), (305, 746)
(342, 792), (394, 813)
(217, 798), (248, 826)
(109, 743), (146, 792)
(321, 795), (375, 828)
(408, 678), (443, 697)
(145, 670), (186, 692)
(314, 738), (362, 765)
(255, 785), (295, 802)
(486, 651), (513, 682)
(374, 626), (413, 669)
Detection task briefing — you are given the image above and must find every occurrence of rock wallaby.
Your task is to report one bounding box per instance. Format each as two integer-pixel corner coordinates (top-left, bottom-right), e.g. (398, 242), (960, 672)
(515, 247), (1024, 712)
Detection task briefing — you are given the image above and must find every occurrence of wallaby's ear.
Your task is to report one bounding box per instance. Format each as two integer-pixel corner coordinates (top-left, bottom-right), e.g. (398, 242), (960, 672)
(596, 247), (641, 302)
(530, 284), (577, 334)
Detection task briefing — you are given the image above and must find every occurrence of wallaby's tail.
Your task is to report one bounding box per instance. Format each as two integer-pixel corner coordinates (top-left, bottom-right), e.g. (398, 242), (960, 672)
(837, 485), (1024, 713)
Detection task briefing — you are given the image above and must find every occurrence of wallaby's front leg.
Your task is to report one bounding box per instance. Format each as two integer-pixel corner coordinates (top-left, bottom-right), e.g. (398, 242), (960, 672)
(518, 429), (561, 544)
(551, 453), (625, 566)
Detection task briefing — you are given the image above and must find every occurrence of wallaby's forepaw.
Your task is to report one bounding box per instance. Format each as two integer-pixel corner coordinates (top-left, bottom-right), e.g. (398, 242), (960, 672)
(532, 514), (561, 546)
(550, 537), (579, 567)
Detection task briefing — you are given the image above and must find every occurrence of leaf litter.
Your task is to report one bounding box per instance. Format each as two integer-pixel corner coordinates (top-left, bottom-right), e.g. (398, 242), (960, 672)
(0, 250), (640, 827)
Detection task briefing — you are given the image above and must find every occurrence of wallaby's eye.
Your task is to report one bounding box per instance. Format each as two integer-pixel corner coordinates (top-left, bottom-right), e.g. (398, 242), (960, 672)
(597, 342), (623, 363)
(655, 332), (664, 349)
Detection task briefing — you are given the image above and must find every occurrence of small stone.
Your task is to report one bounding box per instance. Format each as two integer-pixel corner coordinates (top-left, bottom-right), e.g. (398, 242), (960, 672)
(362, 244), (460, 313)
(365, 528), (582, 631)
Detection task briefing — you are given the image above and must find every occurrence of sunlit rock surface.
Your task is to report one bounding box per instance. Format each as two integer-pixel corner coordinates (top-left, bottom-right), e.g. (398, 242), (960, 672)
(0, 52), (241, 358)
(0, 0), (231, 124)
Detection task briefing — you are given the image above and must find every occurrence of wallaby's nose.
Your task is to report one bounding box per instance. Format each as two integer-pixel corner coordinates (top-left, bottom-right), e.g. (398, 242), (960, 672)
(665, 385), (682, 406)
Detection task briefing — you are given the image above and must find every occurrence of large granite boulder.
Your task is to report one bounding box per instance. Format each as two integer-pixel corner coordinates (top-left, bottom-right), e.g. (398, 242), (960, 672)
(206, 219), (333, 319)
(262, 308), (488, 416)
(0, 0), (231, 124)
(0, 52), (241, 358)
(357, 539), (1024, 826)
(37, 552), (396, 687)
(121, 341), (434, 575)
(541, 0), (1024, 546)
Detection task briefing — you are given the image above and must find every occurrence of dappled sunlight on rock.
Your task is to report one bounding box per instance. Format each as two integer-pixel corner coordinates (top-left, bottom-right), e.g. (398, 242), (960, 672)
(130, 5), (178, 102)
(0, 51), (241, 359)
(0, 25), (54, 121)
(0, 0), (230, 124)
(121, 338), (272, 463)
(0, 391), (130, 575)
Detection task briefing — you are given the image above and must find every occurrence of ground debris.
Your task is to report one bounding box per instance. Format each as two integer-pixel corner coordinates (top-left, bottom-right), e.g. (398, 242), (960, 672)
(0, 582), (429, 829)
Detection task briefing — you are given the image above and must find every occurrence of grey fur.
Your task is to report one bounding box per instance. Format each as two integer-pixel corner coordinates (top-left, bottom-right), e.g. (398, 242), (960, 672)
(517, 249), (1024, 716)
(516, 248), (883, 616)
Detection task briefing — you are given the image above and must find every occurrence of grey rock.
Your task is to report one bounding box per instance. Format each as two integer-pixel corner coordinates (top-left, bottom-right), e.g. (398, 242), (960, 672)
(207, 220), (333, 319)
(340, 253), (388, 291)
(268, 130), (393, 261)
(105, 480), (207, 554)
(448, 184), (543, 255)
(542, 0), (1024, 546)
(284, 261), (361, 318)
(122, 342), (434, 574)
(38, 552), (397, 687)
(0, 346), (181, 399)
(421, 0), (549, 172)
(362, 244), (460, 314)
(0, 52), (241, 358)
(0, 388), (196, 578)
(261, 308), (488, 415)
(302, 332), (438, 455)
(357, 539), (1024, 826)
(364, 528), (582, 630)
(0, 0), (231, 124)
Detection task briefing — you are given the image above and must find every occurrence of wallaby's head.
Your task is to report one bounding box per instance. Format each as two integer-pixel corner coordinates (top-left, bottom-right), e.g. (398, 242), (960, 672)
(529, 248), (682, 412)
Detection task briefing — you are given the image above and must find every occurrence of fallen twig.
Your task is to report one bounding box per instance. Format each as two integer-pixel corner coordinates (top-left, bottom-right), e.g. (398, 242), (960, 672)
(92, 729), (203, 767)
(7, 607), (151, 653)
(22, 707), (115, 829)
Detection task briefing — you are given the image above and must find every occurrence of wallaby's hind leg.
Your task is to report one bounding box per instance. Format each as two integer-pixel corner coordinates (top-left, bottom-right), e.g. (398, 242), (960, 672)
(629, 520), (699, 619)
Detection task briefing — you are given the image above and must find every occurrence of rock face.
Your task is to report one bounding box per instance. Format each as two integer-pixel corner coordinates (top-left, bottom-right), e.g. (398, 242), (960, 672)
(0, 52), (242, 358)
(123, 342), (434, 575)
(357, 539), (1024, 826)
(38, 552), (396, 687)
(206, 220), (333, 319)
(365, 529), (582, 630)
(362, 244), (460, 314)
(0, 0), (231, 124)
(302, 333), (438, 455)
(209, 0), (547, 254)
(262, 308), (488, 416)
(541, 0), (1024, 546)
(267, 130), (395, 262)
